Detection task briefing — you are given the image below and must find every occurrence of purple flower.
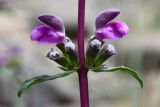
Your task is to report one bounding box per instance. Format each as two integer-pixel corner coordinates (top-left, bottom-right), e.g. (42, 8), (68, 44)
(0, 52), (7, 66)
(95, 9), (129, 40)
(30, 15), (65, 44)
(8, 45), (21, 55)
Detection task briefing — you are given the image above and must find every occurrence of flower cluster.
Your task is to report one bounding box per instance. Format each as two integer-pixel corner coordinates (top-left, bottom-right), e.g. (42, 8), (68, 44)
(30, 9), (129, 71)
(18, 8), (143, 98)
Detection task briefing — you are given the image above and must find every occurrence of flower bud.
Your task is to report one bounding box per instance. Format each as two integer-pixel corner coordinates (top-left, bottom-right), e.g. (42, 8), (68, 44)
(86, 37), (103, 67)
(64, 36), (72, 43)
(46, 48), (71, 67)
(88, 35), (96, 42)
(47, 48), (62, 59)
(56, 36), (72, 57)
(65, 41), (79, 68)
(94, 44), (116, 66)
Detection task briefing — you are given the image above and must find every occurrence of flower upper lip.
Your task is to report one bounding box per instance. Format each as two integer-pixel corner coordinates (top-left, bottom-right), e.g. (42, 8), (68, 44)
(38, 15), (65, 33)
(30, 8), (129, 45)
(95, 8), (121, 30)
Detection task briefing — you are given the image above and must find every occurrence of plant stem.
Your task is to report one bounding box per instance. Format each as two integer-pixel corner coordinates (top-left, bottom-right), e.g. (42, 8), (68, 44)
(78, 0), (85, 65)
(77, 0), (89, 107)
(78, 67), (89, 107)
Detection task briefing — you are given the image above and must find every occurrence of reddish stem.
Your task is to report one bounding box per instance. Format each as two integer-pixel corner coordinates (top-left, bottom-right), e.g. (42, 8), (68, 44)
(78, 0), (85, 65)
(78, 67), (89, 107)
(77, 0), (89, 107)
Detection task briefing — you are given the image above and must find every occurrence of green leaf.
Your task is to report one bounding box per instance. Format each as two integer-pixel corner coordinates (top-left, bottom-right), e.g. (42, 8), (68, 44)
(17, 71), (74, 97)
(93, 66), (143, 88)
(58, 66), (72, 71)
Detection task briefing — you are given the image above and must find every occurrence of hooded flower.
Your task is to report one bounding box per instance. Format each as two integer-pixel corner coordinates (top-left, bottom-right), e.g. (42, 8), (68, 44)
(95, 9), (129, 40)
(30, 15), (66, 44)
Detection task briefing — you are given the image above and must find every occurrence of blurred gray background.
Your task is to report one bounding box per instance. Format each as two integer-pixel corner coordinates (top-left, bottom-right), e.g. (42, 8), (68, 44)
(0, 0), (160, 107)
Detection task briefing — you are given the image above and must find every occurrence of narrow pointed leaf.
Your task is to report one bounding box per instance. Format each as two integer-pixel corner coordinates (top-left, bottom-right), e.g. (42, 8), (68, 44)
(17, 71), (74, 97)
(58, 66), (72, 71)
(93, 66), (143, 88)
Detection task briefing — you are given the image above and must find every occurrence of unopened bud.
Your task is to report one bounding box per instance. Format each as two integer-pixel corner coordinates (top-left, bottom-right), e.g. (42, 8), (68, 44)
(64, 36), (72, 43)
(86, 37), (103, 67)
(88, 35), (95, 42)
(56, 36), (72, 57)
(47, 48), (71, 67)
(65, 42), (76, 52)
(94, 44), (116, 66)
(101, 44), (116, 56)
(65, 41), (79, 68)
(47, 48), (62, 59)
(90, 39), (102, 49)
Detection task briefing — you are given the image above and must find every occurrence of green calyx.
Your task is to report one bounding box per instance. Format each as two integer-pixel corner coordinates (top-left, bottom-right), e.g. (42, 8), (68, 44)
(17, 37), (143, 98)
(47, 42), (79, 71)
